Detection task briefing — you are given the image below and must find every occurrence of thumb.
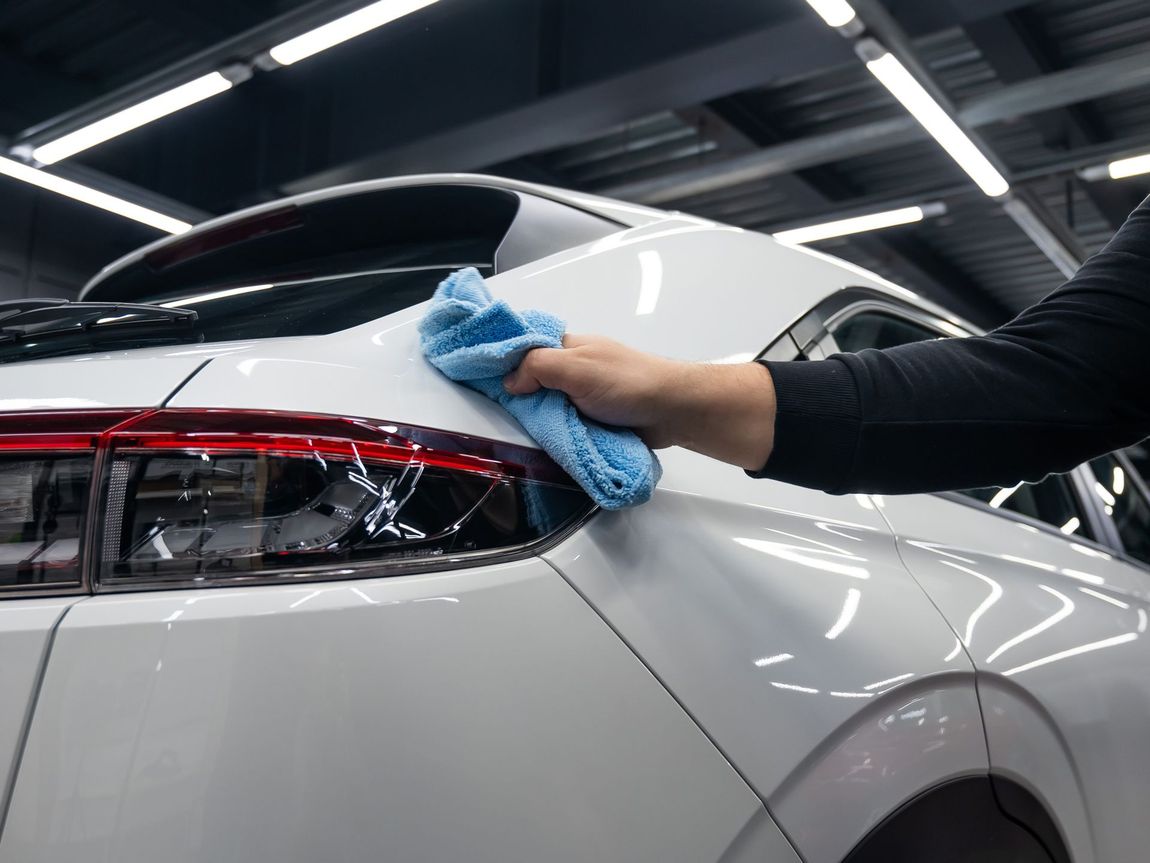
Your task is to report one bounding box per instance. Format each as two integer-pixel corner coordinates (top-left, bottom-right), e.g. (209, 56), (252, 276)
(503, 347), (567, 395)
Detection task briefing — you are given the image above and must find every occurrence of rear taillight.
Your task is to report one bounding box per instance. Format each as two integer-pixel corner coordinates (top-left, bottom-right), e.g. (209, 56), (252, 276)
(0, 409), (592, 592)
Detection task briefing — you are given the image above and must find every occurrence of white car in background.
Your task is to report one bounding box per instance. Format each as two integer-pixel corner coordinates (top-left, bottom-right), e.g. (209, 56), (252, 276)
(1, 174), (1148, 863)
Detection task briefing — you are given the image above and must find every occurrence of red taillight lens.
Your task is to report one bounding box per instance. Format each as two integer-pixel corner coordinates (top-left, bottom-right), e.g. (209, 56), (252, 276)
(0, 409), (591, 592)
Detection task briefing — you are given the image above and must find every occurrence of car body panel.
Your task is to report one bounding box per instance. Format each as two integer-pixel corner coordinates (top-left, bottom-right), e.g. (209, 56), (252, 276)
(168, 219), (888, 442)
(543, 446), (987, 863)
(0, 354), (210, 411)
(878, 492), (1150, 863)
(0, 558), (798, 863)
(0, 598), (78, 822)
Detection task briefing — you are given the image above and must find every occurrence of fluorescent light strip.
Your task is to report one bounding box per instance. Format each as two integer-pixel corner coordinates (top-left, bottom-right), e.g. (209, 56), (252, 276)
(269, 0), (440, 66)
(865, 52), (1009, 197)
(802, 0), (857, 28)
(32, 73), (234, 165)
(0, 156), (191, 234)
(773, 205), (925, 245)
(1108, 153), (1150, 180)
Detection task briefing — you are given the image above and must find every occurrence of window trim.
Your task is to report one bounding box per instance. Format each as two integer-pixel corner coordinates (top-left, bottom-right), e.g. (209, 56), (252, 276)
(785, 289), (1124, 555)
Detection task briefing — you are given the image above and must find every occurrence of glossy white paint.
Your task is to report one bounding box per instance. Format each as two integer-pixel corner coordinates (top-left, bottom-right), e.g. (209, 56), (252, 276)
(0, 353), (209, 410)
(169, 219), (885, 435)
(0, 560), (796, 863)
(544, 447), (986, 863)
(878, 492), (1150, 863)
(0, 599), (77, 821)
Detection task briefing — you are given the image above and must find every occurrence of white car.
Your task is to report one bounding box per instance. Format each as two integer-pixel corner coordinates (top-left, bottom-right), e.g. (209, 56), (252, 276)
(1, 174), (1148, 863)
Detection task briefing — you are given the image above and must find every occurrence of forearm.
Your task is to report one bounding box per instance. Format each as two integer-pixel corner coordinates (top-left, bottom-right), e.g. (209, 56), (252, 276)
(663, 361), (777, 470)
(756, 195), (1150, 494)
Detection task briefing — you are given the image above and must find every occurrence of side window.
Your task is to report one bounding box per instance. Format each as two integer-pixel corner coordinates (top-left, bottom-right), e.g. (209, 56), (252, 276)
(961, 480), (1094, 541)
(830, 307), (1093, 540)
(831, 310), (941, 352)
(1088, 454), (1150, 566)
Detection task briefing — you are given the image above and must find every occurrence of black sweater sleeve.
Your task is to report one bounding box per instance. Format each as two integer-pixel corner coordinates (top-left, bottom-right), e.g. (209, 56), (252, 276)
(752, 194), (1150, 495)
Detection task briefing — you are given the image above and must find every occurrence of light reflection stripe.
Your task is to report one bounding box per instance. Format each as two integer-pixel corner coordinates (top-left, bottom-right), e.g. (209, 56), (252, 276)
(985, 585), (1075, 664)
(863, 672), (914, 691)
(1077, 587), (1129, 610)
(754, 653), (794, 667)
(1003, 632), (1137, 677)
(825, 587), (862, 640)
(940, 560), (1003, 648)
(771, 682), (820, 694)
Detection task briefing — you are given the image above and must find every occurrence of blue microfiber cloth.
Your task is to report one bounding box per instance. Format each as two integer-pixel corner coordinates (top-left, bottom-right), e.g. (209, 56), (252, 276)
(419, 267), (661, 509)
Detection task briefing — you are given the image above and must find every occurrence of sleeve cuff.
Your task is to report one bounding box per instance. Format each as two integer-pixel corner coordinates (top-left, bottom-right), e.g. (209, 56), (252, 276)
(745, 358), (862, 494)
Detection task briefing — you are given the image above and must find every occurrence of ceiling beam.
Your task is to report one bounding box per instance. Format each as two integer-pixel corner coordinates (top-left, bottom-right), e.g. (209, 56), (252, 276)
(601, 48), (1150, 206)
(11, 0), (381, 146)
(280, 15), (856, 194)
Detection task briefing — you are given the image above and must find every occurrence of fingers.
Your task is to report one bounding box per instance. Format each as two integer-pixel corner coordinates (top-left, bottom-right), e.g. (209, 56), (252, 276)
(503, 347), (568, 395)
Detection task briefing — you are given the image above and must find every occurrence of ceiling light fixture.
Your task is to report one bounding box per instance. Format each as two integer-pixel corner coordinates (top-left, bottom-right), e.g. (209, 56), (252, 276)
(267, 0), (440, 66)
(801, 0), (857, 28)
(31, 72), (236, 165)
(773, 202), (944, 245)
(861, 47), (1010, 197)
(0, 157), (191, 234)
(1106, 153), (1150, 180)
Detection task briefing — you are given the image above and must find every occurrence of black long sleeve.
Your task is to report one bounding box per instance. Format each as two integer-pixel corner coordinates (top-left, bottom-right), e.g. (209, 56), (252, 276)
(753, 194), (1150, 495)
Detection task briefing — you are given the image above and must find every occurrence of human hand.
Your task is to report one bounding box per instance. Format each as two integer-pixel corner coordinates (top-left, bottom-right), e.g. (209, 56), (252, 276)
(503, 334), (777, 470)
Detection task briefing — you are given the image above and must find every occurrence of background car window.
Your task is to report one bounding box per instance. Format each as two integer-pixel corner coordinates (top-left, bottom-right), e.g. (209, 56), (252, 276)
(831, 310), (941, 353)
(961, 480), (1094, 540)
(831, 306), (1093, 539)
(1089, 455), (1150, 566)
(1124, 439), (1150, 485)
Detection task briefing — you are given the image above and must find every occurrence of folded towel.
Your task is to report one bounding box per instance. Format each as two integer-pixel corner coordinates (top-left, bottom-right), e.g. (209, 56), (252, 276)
(419, 268), (661, 509)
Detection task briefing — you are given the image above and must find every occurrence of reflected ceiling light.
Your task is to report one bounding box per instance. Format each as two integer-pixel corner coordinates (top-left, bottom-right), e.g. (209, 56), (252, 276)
(863, 672), (914, 691)
(862, 48), (1009, 197)
(159, 284), (275, 308)
(988, 482), (1022, 508)
(754, 653), (794, 668)
(32, 73), (235, 165)
(984, 585), (1074, 664)
(801, 0), (857, 28)
(825, 587), (862, 640)
(1094, 481), (1117, 507)
(1107, 153), (1150, 180)
(268, 0), (440, 66)
(634, 250), (663, 316)
(773, 204), (935, 246)
(0, 156), (191, 234)
(770, 681), (820, 694)
(1059, 517), (1081, 535)
(1112, 466), (1126, 496)
(1003, 632), (1137, 677)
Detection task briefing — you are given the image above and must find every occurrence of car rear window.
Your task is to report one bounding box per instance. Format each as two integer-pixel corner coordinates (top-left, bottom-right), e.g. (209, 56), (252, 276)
(77, 184), (619, 349)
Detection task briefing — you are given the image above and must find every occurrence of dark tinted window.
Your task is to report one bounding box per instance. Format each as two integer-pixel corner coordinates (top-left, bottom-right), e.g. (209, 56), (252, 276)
(1124, 439), (1150, 482)
(832, 310), (941, 353)
(71, 185), (618, 353)
(1089, 454), (1150, 566)
(962, 478), (1094, 540)
(135, 266), (477, 344)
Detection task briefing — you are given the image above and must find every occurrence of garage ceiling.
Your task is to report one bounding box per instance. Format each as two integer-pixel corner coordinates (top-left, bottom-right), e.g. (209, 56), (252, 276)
(1, 0), (1149, 325)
